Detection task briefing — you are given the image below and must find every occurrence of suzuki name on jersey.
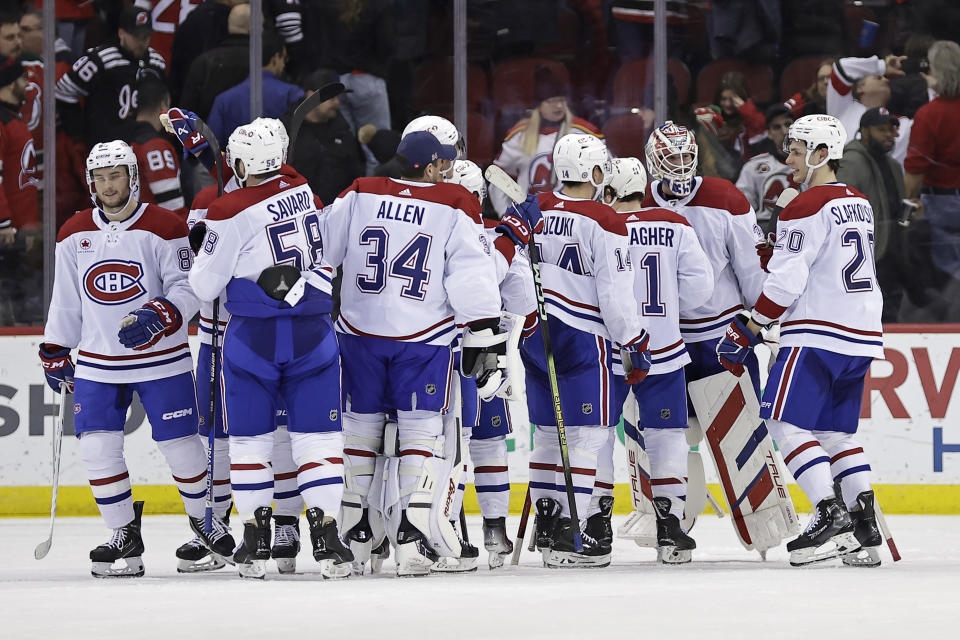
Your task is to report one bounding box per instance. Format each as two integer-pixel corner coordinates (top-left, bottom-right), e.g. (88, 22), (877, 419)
(544, 215), (573, 236)
(629, 225), (675, 247)
(377, 200), (425, 225)
(830, 202), (873, 225)
(267, 190), (314, 221)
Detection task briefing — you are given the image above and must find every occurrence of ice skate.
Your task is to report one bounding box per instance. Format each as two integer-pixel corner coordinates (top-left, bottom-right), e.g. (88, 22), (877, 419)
(233, 507), (272, 579)
(545, 517), (611, 568)
(788, 497), (860, 566)
(533, 497), (561, 558)
(842, 491), (882, 567)
(305, 508), (354, 579)
(271, 515), (301, 574)
(584, 496), (614, 549)
(654, 497), (696, 564)
(346, 509), (375, 575)
(188, 510), (236, 565)
(396, 512), (437, 577)
(90, 501), (145, 578)
(369, 538), (390, 574)
(431, 521), (479, 573)
(482, 517), (514, 569)
(175, 536), (226, 573)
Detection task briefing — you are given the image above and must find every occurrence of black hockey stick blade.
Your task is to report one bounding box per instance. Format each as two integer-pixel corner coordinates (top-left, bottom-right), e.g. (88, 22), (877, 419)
(289, 82), (347, 159)
(195, 119), (224, 197)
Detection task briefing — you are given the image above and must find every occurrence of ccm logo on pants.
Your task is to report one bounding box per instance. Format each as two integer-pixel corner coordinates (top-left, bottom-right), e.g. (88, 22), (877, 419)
(162, 408), (194, 420)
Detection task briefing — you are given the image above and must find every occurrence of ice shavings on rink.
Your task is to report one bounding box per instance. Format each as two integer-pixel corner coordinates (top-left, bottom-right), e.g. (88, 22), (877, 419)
(2, 514), (957, 640)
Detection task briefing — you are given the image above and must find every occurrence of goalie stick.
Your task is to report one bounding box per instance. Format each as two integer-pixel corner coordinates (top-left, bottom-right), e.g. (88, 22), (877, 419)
(288, 82), (346, 158)
(34, 383), (68, 560)
(485, 164), (583, 553)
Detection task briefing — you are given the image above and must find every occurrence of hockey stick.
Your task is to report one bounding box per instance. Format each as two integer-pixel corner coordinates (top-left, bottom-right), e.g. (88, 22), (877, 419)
(511, 488), (532, 565)
(874, 501), (902, 562)
(288, 82), (346, 159)
(34, 383), (68, 560)
(198, 118), (223, 535)
(485, 164), (583, 552)
(459, 506), (470, 544)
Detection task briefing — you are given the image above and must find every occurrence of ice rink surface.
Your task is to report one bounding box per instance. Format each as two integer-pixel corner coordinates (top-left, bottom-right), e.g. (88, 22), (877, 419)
(2, 514), (957, 640)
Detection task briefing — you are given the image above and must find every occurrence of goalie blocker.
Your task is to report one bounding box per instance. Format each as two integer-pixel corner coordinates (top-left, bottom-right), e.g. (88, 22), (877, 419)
(687, 371), (799, 556)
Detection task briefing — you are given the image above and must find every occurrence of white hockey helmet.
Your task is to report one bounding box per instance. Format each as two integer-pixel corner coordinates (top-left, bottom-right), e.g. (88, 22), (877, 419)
(447, 159), (486, 204)
(645, 120), (698, 197)
(783, 114), (847, 185)
(227, 120), (285, 184)
(402, 115), (465, 159)
(251, 117), (290, 162)
(553, 133), (611, 198)
(606, 157), (648, 202)
(86, 140), (139, 205)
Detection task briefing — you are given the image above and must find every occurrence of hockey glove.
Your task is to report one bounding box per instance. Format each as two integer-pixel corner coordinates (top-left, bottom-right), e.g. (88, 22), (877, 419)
(118, 297), (183, 351)
(716, 313), (763, 377)
(38, 343), (75, 393)
(756, 232), (775, 272)
(497, 195), (545, 247)
(461, 318), (509, 399)
(620, 332), (652, 385)
(188, 221), (207, 255)
(164, 107), (217, 170)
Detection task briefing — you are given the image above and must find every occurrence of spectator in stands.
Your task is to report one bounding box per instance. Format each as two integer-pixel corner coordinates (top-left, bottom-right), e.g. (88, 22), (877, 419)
(826, 54), (906, 159)
(889, 35), (936, 120)
(37, 0), (97, 59)
(55, 6), (167, 147)
(0, 12), (21, 60)
(123, 79), (186, 218)
(180, 2), (251, 120)
(737, 104), (796, 233)
(310, 0), (393, 134)
(838, 107), (907, 321)
(489, 65), (602, 215)
(784, 58), (834, 119)
(283, 69), (365, 205)
(169, 0), (244, 103)
(712, 71), (765, 165)
(207, 29), (303, 145)
(904, 40), (960, 319)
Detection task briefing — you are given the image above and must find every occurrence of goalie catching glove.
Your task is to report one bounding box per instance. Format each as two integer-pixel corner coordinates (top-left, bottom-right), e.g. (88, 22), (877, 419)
(118, 297), (183, 350)
(461, 318), (509, 399)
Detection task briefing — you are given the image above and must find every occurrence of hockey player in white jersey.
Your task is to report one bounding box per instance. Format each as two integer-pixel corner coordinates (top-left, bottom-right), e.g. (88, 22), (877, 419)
(321, 131), (507, 577)
(606, 157), (714, 563)
(188, 120), (353, 579)
(39, 141), (235, 578)
(445, 159), (538, 569)
(736, 104), (798, 234)
(521, 134), (651, 568)
(401, 115), (464, 179)
(717, 114), (884, 567)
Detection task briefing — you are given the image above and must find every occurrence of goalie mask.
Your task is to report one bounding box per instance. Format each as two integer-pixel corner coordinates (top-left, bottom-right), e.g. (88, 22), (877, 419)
(86, 140), (140, 208)
(227, 121), (285, 185)
(783, 114), (847, 188)
(553, 133), (611, 201)
(446, 159), (487, 204)
(645, 121), (698, 197)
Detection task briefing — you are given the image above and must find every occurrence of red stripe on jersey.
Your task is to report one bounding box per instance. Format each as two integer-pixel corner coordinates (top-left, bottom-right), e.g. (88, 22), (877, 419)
(830, 447), (864, 464)
(207, 170), (311, 222)
(399, 450), (433, 457)
(594, 481), (614, 490)
(779, 184), (869, 221)
(338, 313), (455, 341)
(79, 342), (189, 361)
(623, 207), (692, 226)
(529, 462), (556, 471)
(753, 294), (788, 322)
(651, 339), (684, 354)
(173, 471), (207, 484)
(474, 465), (509, 473)
(781, 318), (882, 336)
(543, 288), (601, 312)
(783, 440), (820, 466)
(679, 304), (743, 324)
(537, 191), (627, 235)
(274, 471), (298, 481)
(570, 466), (597, 477)
(231, 463), (269, 471)
(774, 348), (801, 419)
(339, 177), (483, 225)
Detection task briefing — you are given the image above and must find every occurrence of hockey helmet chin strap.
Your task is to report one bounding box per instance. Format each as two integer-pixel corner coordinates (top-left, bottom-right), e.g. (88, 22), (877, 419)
(90, 165), (139, 213)
(801, 145), (830, 189)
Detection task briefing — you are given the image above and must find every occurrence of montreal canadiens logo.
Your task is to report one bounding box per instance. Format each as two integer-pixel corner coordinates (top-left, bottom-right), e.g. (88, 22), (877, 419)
(83, 260), (147, 305)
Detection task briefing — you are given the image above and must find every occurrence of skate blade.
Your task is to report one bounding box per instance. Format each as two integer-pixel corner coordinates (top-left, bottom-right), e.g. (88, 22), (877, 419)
(790, 532), (861, 567)
(842, 546), (881, 568)
(319, 559), (352, 579)
(658, 546), (692, 564)
(275, 557), (297, 574)
(430, 557), (479, 573)
(544, 550), (611, 569)
(177, 554), (227, 573)
(237, 560), (267, 579)
(92, 557), (145, 578)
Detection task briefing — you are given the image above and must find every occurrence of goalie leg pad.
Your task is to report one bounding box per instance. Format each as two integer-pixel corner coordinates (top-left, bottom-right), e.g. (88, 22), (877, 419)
(619, 395), (657, 546)
(815, 430), (872, 511)
(689, 372), (801, 553)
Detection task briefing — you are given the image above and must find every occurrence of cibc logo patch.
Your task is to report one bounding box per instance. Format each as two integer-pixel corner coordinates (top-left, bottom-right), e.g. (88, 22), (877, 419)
(83, 260), (146, 305)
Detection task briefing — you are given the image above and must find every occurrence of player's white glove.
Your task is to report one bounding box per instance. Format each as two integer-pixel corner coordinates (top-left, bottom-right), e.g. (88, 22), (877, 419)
(461, 319), (509, 399)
